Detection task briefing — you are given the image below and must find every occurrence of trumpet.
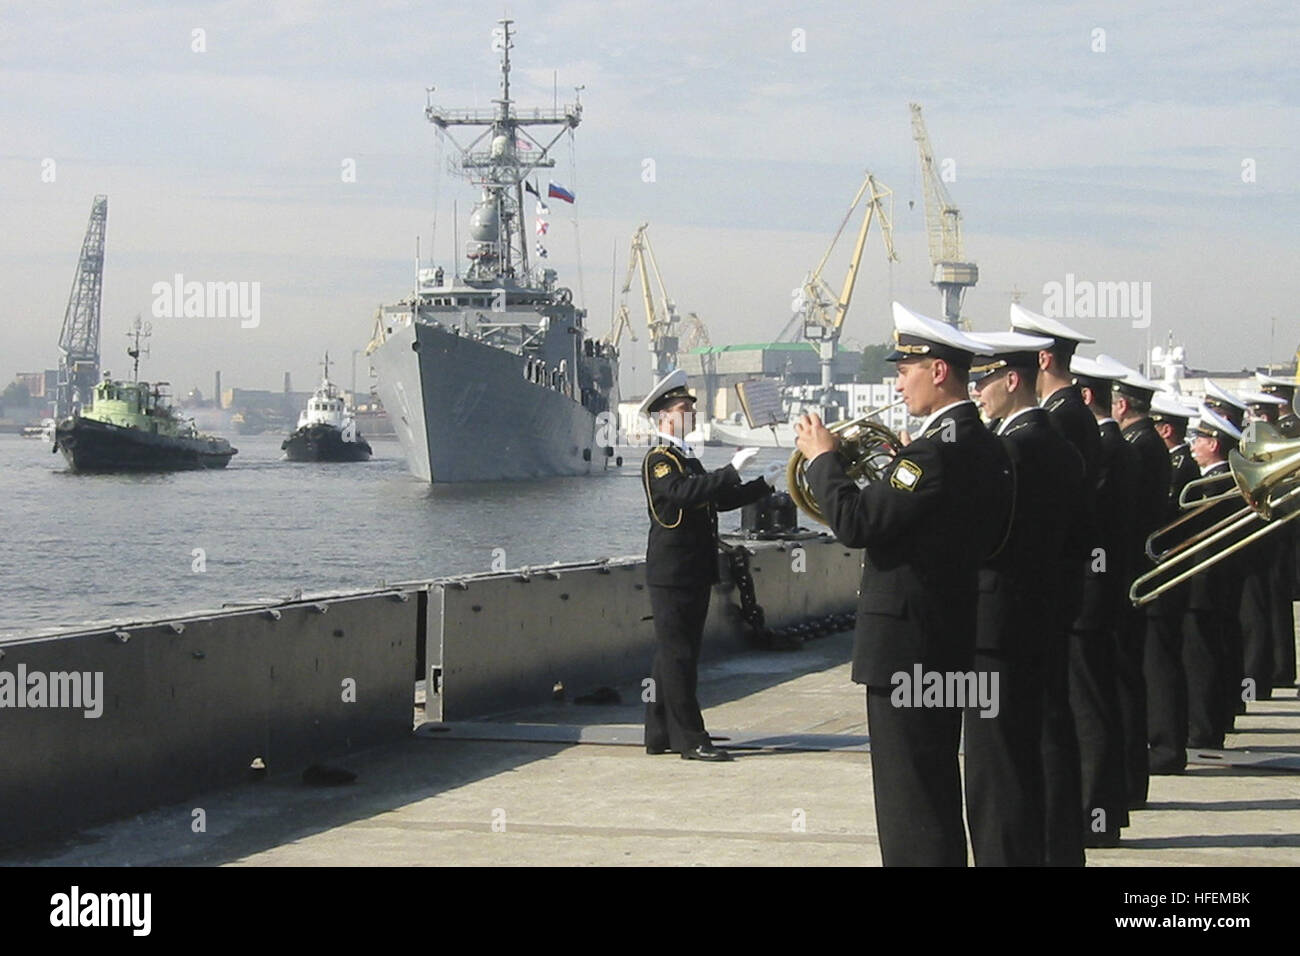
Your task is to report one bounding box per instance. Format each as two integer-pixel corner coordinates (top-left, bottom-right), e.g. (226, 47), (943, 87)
(786, 399), (906, 525)
(1130, 422), (1300, 606)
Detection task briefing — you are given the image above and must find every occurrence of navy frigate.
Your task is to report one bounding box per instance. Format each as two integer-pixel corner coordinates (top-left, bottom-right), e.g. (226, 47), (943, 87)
(367, 19), (619, 482)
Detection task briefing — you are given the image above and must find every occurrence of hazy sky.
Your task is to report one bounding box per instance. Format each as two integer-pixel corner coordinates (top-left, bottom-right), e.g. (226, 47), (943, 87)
(3, 0), (1297, 401)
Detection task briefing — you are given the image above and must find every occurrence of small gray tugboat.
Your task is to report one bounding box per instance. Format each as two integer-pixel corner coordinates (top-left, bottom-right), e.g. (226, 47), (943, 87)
(281, 354), (372, 462)
(53, 321), (237, 472)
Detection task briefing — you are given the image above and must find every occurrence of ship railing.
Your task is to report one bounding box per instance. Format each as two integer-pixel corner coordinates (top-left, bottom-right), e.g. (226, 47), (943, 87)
(426, 105), (580, 126)
(461, 151), (557, 171)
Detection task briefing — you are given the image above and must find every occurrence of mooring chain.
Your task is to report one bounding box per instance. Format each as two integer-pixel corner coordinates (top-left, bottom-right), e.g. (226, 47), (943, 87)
(718, 541), (767, 644)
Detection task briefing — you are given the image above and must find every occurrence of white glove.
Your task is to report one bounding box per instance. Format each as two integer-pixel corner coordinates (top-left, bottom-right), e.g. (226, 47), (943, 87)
(729, 447), (759, 472)
(763, 461), (785, 484)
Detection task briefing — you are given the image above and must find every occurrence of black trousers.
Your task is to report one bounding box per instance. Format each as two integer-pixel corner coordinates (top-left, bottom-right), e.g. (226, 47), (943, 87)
(1183, 608), (1227, 749)
(1115, 607), (1150, 807)
(866, 686), (966, 867)
(965, 650), (1046, 867)
(1239, 552), (1275, 701)
(644, 584), (712, 753)
(1222, 616), (1246, 726)
(1067, 627), (1126, 840)
(1040, 631), (1084, 865)
(1270, 534), (1297, 688)
(1144, 599), (1187, 773)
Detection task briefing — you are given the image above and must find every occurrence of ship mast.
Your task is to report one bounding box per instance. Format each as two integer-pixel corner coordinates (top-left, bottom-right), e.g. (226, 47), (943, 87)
(126, 315), (151, 382)
(424, 19), (581, 287)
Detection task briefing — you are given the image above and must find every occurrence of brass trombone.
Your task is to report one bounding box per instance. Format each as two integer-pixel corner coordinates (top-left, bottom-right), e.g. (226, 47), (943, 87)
(1130, 422), (1300, 606)
(786, 399), (906, 525)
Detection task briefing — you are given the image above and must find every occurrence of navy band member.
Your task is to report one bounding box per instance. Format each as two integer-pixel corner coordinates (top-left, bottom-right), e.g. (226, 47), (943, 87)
(1258, 373), (1300, 680)
(1247, 380), (1298, 690)
(1097, 355), (1170, 810)
(795, 302), (1012, 867)
(1069, 354), (1138, 846)
(1257, 372), (1300, 438)
(1182, 408), (1245, 749)
(1202, 381), (1252, 725)
(1238, 389), (1291, 701)
(1145, 392), (1199, 774)
(1009, 304), (1101, 490)
(1010, 306), (1102, 862)
(640, 369), (773, 762)
(966, 331), (1088, 866)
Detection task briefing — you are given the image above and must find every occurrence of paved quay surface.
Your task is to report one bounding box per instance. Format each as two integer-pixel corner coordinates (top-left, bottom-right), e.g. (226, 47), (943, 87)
(5, 630), (1299, 867)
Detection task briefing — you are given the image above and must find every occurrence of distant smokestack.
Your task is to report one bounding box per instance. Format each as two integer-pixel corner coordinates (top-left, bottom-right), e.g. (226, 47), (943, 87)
(214, 370), (222, 408)
(284, 371), (291, 394)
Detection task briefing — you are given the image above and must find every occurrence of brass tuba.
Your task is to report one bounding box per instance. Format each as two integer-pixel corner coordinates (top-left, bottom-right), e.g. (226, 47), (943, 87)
(786, 400), (906, 525)
(1130, 422), (1300, 606)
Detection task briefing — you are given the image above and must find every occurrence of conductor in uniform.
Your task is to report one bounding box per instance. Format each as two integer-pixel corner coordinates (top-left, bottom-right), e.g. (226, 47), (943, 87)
(794, 302), (1012, 866)
(640, 369), (774, 762)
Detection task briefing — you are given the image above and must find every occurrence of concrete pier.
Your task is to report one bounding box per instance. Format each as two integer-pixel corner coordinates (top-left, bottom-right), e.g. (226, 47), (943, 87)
(6, 630), (1297, 867)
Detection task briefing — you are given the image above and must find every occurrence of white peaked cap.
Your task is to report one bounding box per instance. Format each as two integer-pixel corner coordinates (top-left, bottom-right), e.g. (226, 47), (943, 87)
(966, 330), (1055, 352)
(1070, 354), (1126, 381)
(1256, 371), (1298, 390)
(1202, 379), (1249, 411)
(1192, 405), (1244, 442)
(1009, 303), (1096, 344)
(1150, 390), (1196, 420)
(890, 301), (994, 359)
(637, 368), (693, 419)
(1238, 389), (1287, 407)
(1097, 354), (1161, 393)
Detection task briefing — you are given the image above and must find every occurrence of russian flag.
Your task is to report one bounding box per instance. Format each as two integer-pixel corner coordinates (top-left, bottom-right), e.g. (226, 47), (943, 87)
(547, 181), (575, 204)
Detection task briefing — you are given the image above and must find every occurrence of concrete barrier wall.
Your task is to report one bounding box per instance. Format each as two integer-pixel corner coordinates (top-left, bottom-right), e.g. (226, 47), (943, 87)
(0, 535), (859, 845)
(0, 591), (417, 846)
(430, 534), (859, 720)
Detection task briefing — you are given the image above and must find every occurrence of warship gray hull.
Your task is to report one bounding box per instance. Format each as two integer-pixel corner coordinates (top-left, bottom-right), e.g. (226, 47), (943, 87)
(370, 317), (615, 483)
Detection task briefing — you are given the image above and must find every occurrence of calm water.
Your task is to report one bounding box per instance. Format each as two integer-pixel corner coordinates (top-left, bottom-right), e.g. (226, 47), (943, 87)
(0, 433), (781, 637)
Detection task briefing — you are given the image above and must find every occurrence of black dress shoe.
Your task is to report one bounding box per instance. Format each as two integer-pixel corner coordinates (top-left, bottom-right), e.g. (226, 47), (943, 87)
(681, 742), (733, 762)
(1083, 831), (1122, 849)
(1149, 762), (1186, 775)
(646, 745), (674, 755)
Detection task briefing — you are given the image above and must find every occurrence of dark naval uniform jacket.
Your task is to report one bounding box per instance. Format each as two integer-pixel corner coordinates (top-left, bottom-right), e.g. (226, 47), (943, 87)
(806, 400), (1012, 685)
(1184, 461), (1243, 611)
(977, 407), (1089, 655)
(641, 439), (770, 587)
(1123, 417), (1173, 617)
(1168, 442), (1199, 508)
(1042, 384), (1101, 621)
(1043, 385), (1101, 489)
(1076, 420), (1139, 632)
(1160, 442), (1201, 612)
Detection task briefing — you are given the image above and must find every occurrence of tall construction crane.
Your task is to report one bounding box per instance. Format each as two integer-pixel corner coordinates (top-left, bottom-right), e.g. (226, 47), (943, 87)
(796, 171), (897, 408)
(909, 103), (977, 327)
(681, 312), (711, 352)
(56, 195), (108, 418)
(610, 223), (681, 379)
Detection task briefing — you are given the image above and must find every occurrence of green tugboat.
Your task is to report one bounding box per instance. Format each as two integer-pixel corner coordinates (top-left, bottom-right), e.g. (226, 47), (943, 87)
(52, 321), (237, 472)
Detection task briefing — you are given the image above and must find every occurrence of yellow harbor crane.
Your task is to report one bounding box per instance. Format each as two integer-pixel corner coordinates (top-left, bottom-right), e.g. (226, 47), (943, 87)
(607, 223), (709, 379)
(795, 171), (898, 407)
(909, 103), (978, 327)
